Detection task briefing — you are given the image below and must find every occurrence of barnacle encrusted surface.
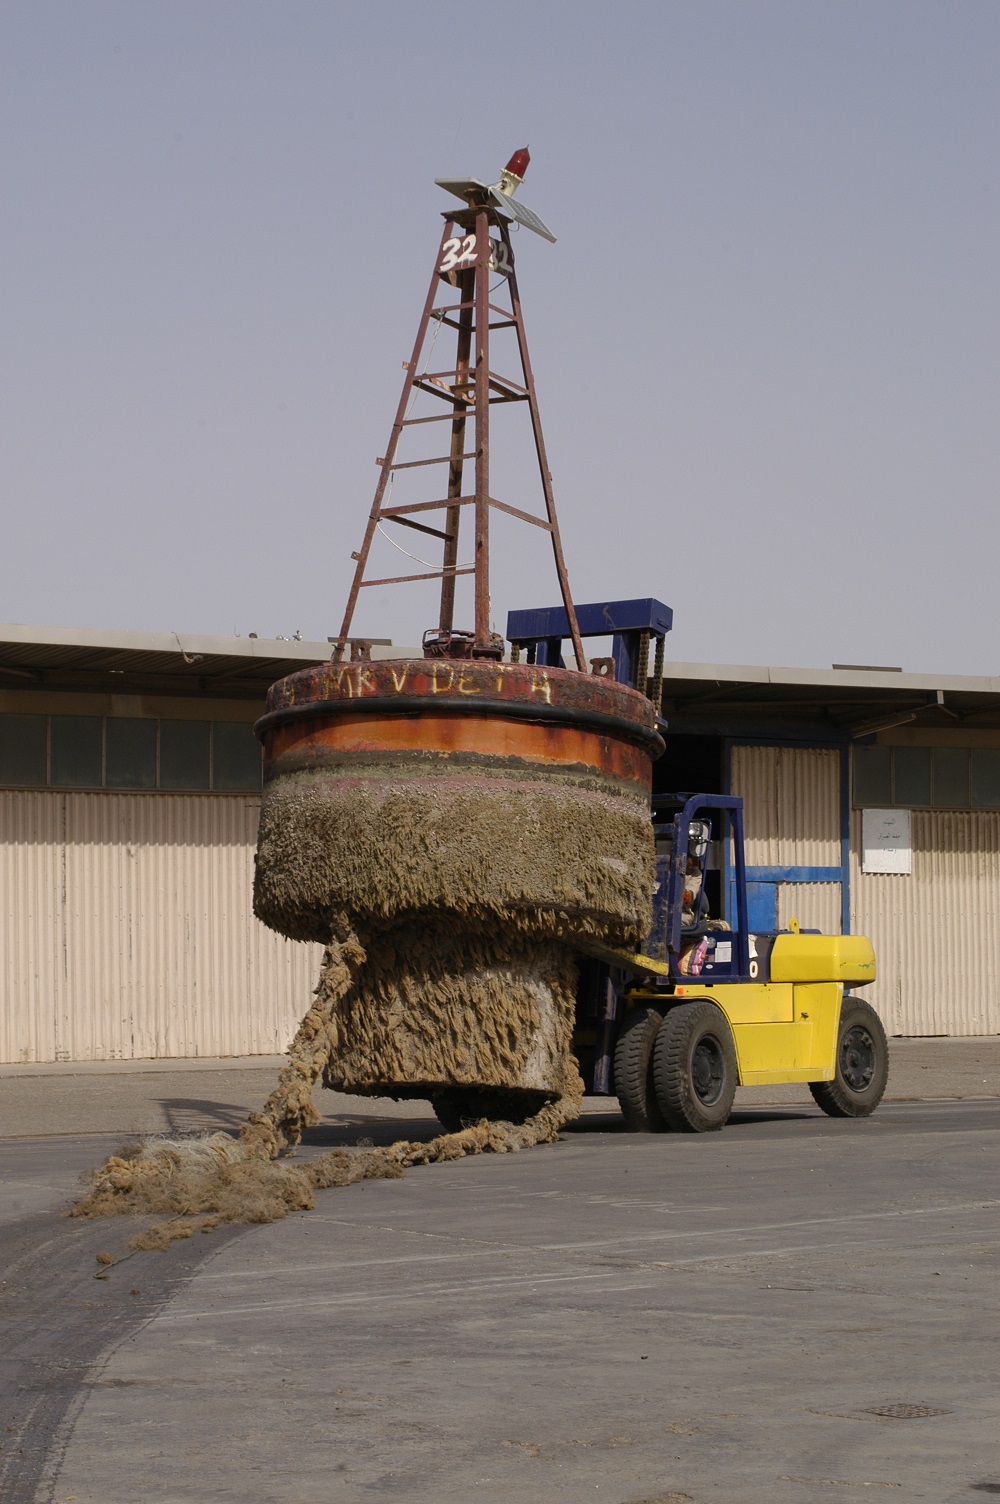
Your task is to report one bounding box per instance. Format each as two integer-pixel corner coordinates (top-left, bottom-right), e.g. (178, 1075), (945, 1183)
(254, 763), (653, 1100)
(254, 765), (652, 945)
(74, 661), (657, 1244)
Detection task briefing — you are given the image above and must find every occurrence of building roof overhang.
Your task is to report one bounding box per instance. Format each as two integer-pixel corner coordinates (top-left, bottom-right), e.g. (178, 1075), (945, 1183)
(662, 661), (1000, 737)
(1, 624), (998, 732)
(0, 624), (408, 700)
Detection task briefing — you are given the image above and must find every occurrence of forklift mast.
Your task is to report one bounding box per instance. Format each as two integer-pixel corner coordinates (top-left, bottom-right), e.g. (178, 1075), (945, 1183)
(505, 597), (752, 970)
(506, 597), (673, 712)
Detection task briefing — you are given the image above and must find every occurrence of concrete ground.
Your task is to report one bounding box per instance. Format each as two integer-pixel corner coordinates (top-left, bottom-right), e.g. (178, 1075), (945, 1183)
(1, 1040), (998, 1504)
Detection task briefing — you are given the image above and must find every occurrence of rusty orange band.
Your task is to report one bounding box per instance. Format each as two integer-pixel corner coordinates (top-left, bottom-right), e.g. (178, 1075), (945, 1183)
(266, 712), (652, 787)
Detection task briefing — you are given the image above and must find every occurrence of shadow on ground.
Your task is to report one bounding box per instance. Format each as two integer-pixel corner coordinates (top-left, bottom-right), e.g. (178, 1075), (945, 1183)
(155, 1097), (264, 1136)
(149, 1095), (823, 1154)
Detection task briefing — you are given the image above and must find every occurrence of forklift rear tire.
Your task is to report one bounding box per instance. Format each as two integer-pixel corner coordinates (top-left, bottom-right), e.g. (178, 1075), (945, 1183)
(652, 1001), (737, 1133)
(614, 1003), (667, 1132)
(809, 996), (889, 1118)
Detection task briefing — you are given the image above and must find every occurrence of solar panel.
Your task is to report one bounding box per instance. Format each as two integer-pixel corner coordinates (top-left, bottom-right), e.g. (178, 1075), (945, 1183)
(434, 177), (490, 202)
(490, 189), (556, 243)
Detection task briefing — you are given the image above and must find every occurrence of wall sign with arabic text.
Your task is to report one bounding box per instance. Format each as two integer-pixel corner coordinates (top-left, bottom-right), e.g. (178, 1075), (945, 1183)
(862, 808), (912, 874)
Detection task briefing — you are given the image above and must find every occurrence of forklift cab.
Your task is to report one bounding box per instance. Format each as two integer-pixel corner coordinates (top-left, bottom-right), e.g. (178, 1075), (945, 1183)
(645, 794), (752, 984)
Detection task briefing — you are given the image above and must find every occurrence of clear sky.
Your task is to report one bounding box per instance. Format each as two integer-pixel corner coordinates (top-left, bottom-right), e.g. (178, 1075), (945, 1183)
(2, 1), (997, 673)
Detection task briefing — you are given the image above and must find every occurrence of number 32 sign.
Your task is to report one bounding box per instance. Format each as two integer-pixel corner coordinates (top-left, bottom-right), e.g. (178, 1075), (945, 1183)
(439, 235), (513, 282)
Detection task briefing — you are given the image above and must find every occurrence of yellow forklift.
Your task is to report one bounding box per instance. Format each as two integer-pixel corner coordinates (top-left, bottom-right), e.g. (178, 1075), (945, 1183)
(585, 792), (887, 1133)
(508, 599), (889, 1134)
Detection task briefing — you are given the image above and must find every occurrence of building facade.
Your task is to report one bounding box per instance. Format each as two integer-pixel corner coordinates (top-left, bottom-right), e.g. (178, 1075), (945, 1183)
(2, 626), (998, 1061)
(658, 661), (1000, 1039)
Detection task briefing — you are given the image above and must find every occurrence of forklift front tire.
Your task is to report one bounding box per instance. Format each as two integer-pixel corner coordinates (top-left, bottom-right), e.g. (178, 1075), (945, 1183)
(614, 1003), (667, 1132)
(809, 996), (889, 1118)
(652, 1001), (737, 1133)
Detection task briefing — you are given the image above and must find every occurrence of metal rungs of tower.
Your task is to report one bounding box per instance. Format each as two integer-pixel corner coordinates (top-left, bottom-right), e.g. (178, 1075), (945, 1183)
(332, 153), (585, 669)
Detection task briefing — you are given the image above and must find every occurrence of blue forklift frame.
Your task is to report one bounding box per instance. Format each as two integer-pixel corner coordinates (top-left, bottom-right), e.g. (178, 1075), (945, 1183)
(506, 597), (673, 691)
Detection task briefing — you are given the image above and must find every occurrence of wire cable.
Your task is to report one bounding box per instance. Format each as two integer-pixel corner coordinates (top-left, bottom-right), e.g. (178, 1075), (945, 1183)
(375, 520), (471, 573)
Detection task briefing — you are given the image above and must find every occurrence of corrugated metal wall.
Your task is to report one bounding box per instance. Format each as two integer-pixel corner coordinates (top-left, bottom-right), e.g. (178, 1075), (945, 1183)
(732, 747), (999, 1035)
(731, 746), (843, 933)
(0, 793), (63, 1064)
(0, 791), (322, 1063)
(732, 746), (841, 866)
(850, 809), (1000, 1037)
(7, 760), (996, 1057)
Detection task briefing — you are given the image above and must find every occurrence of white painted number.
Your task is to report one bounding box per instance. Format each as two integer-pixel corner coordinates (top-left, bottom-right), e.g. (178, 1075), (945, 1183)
(439, 234), (476, 274)
(439, 236), (513, 278)
(491, 239), (512, 275)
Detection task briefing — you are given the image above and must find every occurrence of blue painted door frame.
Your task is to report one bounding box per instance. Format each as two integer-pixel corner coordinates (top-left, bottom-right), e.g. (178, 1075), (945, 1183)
(746, 881), (778, 931)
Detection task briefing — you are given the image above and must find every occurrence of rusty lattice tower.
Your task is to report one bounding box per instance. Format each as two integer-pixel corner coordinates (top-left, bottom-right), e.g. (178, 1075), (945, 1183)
(332, 149), (585, 669)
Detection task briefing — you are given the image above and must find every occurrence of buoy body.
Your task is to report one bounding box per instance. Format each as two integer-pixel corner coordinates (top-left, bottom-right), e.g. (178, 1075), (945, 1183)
(254, 658), (661, 1106)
